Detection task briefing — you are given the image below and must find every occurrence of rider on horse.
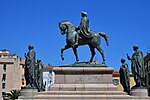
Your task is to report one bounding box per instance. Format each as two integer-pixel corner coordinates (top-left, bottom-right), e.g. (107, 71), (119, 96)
(59, 20), (109, 64)
(75, 12), (93, 46)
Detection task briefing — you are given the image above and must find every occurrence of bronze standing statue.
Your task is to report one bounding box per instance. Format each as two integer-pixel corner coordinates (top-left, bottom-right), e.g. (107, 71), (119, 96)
(119, 58), (130, 95)
(59, 12), (109, 64)
(24, 45), (36, 87)
(35, 59), (45, 92)
(127, 45), (145, 87)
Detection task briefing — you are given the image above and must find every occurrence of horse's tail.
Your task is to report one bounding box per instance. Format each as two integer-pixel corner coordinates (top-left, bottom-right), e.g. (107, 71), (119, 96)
(99, 32), (109, 46)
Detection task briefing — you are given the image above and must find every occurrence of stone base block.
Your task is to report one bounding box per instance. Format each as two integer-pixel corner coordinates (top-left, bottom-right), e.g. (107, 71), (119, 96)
(130, 86), (148, 97)
(18, 87), (38, 99)
(50, 84), (117, 91)
(53, 66), (114, 84)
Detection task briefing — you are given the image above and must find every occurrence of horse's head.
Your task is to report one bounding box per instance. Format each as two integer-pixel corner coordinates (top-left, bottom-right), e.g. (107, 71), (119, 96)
(59, 21), (68, 35)
(59, 20), (74, 35)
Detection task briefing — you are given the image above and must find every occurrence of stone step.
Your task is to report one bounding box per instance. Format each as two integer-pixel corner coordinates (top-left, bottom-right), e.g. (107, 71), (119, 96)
(38, 91), (127, 95)
(21, 95), (131, 99)
(50, 84), (118, 91)
(19, 94), (150, 100)
(18, 96), (150, 100)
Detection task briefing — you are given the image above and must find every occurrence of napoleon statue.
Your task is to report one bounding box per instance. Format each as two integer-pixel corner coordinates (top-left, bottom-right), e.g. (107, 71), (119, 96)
(59, 12), (109, 64)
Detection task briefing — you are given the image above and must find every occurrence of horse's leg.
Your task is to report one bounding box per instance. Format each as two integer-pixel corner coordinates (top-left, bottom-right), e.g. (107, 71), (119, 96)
(96, 46), (105, 64)
(61, 45), (71, 60)
(72, 47), (79, 63)
(89, 45), (96, 63)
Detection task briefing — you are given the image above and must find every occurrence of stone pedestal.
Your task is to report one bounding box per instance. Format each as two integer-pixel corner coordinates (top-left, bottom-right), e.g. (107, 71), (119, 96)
(18, 87), (38, 99)
(53, 65), (113, 85)
(50, 65), (115, 91)
(45, 65), (131, 99)
(130, 86), (148, 97)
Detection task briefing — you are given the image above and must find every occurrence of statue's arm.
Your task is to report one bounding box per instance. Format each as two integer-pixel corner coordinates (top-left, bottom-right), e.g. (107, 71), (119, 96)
(127, 53), (131, 60)
(24, 53), (27, 58)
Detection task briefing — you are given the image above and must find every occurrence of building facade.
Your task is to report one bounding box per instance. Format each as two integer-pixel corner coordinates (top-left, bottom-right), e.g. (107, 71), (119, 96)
(0, 50), (24, 99)
(43, 66), (56, 90)
(144, 53), (150, 96)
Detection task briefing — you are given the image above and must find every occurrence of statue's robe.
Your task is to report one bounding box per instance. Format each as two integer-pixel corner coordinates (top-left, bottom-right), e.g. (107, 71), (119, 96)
(35, 62), (44, 92)
(25, 49), (36, 86)
(79, 16), (92, 38)
(131, 50), (145, 86)
(119, 64), (130, 93)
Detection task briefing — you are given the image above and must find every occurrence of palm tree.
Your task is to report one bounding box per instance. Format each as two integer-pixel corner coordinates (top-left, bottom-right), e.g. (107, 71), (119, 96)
(10, 89), (21, 100)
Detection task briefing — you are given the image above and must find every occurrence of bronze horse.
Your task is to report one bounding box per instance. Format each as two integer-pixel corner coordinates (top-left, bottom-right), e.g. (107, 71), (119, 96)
(59, 20), (109, 64)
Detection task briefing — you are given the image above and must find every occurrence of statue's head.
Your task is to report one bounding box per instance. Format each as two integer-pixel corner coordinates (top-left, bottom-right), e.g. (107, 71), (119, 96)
(81, 12), (87, 17)
(28, 45), (34, 50)
(133, 45), (139, 51)
(121, 58), (125, 63)
(37, 58), (41, 63)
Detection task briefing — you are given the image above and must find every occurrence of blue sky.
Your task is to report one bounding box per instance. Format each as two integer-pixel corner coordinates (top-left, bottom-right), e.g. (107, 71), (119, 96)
(0, 0), (150, 70)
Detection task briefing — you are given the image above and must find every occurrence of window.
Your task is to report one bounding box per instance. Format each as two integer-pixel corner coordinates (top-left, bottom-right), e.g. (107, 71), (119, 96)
(3, 64), (6, 72)
(22, 81), (24, 85)
(148, 60), (150, 71)
(22, 78), (25, 85)
(2, 83), (5, 89)
(2, 74), (6, 81)
(148, 73), (150, 86)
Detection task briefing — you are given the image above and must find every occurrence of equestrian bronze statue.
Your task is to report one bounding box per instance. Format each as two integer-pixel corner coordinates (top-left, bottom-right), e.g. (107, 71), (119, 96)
(59, 20), (109, 64)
